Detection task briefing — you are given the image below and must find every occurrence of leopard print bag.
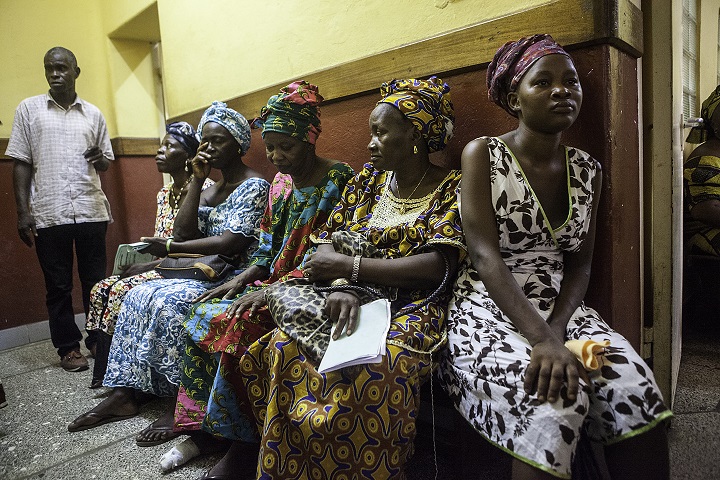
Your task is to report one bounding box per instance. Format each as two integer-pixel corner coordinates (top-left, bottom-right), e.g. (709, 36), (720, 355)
(264, 231), (392, 363)
(265, 230), (451, 364)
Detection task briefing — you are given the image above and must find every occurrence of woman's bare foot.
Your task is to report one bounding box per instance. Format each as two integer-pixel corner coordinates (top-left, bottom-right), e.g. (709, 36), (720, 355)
(67, 387), (139, 432)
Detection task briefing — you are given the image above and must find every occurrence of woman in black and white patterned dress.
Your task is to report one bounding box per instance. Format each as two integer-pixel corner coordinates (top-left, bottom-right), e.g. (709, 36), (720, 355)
(438, 34), (672, 480)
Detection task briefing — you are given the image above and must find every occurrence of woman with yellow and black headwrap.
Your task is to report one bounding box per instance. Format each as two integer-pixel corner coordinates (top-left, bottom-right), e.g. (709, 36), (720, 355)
(684, 85), (720, 255)
(235, 77), (464, 479)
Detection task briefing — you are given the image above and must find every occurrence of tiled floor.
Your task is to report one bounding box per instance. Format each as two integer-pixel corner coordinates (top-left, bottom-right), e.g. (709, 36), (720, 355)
(0, 329), (718, 480)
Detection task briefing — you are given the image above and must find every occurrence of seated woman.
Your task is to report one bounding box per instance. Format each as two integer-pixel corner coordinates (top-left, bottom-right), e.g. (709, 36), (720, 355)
(234, 77), (464, 479)
(67, 102), (270, 448)
(684, 85), (720, 255)
(85, 121), (212, 389)
(438, 34), (672, 480)
(160, 81), (354, 471)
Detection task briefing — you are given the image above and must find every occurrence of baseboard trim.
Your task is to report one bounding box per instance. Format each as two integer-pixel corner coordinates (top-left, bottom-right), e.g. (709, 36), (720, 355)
(0, 314), (86, 352)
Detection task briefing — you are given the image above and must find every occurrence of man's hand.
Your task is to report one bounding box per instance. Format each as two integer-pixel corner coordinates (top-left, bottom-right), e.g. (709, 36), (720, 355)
(84, 146), (109, 171)
(17, 212), (37, 247)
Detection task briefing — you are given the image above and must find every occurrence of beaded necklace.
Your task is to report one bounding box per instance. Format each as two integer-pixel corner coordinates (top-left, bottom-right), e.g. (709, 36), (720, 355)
(169, 177), (192, 212)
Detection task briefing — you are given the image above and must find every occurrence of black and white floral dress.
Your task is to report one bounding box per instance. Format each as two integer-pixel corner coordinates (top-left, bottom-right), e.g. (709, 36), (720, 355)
(439, 137), (672, 478)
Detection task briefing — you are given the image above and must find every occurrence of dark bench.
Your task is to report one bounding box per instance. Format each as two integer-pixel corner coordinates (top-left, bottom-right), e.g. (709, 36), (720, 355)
(683, 253), (720, 333)
(410, 373), (611, 479)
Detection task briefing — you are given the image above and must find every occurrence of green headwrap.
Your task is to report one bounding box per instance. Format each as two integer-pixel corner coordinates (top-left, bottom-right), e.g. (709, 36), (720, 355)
(254, 81), (323, 144)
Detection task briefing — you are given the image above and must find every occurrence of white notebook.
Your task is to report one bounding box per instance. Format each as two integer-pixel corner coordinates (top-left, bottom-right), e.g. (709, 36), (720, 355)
(318, 299), (391, 373)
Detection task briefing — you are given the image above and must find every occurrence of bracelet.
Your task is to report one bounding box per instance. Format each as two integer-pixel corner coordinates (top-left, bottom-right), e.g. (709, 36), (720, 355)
(350, 255), (362, 282)
(166, 238), (173, 254)
(331, 278), (350, 287)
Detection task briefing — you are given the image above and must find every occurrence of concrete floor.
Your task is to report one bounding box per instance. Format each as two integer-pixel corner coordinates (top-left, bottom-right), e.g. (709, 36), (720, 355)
(0, 329), (718, 480)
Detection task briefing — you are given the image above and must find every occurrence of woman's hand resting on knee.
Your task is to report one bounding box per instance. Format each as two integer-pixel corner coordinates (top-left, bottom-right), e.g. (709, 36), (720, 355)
(225, 289), (266, 319)
(525, 339), (590, 403)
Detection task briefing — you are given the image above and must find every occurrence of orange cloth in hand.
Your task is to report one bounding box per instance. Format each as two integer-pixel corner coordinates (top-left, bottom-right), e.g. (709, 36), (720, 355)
(565, 339), (610, 371)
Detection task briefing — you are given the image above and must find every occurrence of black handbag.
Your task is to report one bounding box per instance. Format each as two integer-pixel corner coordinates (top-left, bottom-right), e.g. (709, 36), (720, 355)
(155, 253), (235, 281)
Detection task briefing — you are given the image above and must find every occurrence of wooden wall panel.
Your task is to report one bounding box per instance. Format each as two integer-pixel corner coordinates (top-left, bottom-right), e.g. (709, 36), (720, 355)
(0, 0), (644, 352)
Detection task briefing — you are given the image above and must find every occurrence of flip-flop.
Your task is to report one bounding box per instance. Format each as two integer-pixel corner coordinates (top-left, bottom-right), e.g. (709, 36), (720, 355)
(136, 422), (181, 447)
(195, 471), (234, 480)
(68, 410), (137, 432)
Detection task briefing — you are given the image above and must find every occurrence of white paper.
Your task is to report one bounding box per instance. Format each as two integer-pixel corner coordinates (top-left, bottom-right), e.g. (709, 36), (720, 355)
(318, 299), (391, 373)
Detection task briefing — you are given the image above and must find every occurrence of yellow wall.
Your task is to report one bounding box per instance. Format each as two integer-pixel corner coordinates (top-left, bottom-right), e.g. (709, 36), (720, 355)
(156, 0), (549, 118)
(698, 0), (720, 103)
(101, 0), (155, 35)
(107, 39), (162, 138)
(1, 0), (547, 138)
(0, 0), (114, 136)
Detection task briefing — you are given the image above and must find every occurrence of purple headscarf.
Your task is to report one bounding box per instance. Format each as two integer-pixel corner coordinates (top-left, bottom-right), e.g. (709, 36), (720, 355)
(487, 34), (572, 116)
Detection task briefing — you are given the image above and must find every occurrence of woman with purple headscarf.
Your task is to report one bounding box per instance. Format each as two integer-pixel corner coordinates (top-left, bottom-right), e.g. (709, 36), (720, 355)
(439, 34), (671, 479)
(84, 121), (212, 389)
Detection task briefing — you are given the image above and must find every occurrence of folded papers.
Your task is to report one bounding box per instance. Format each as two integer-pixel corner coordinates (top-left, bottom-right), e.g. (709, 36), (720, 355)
(318, 299), (391, 373)
(112, 242), (153, 275)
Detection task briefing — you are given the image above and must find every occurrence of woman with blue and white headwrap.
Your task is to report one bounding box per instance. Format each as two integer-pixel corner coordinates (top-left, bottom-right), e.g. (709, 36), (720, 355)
(68, 102), (270, 449)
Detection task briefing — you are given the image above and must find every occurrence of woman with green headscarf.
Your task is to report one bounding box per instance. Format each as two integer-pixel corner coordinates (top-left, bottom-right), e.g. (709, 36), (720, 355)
(159, 81), (354, 473)
(684, 85), (720, 255)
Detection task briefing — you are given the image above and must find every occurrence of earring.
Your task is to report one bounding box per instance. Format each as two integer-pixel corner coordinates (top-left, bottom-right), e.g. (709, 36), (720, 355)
(413, 145), (418, 154)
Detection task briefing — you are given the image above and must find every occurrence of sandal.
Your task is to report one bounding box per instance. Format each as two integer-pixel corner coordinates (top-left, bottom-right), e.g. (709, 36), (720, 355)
(136, 420), (180, 447)
(68, 410), (136, 432)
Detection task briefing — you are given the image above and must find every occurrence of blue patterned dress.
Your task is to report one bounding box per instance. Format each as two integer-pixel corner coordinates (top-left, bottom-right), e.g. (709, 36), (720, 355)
(103, 178), (269, 397)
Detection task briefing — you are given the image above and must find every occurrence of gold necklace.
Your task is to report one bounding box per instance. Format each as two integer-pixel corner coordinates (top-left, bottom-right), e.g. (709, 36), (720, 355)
(396, 165), (430, 214)
(170, 177), (192, 212)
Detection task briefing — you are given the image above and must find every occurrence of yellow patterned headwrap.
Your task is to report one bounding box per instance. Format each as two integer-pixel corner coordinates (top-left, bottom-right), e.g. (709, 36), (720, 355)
(687, 85), (720, 144)
(377, 77), (454, 153)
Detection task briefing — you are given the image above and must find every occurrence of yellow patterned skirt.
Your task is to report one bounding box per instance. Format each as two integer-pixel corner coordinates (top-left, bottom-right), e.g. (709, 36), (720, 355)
(241, 300), (446, 480)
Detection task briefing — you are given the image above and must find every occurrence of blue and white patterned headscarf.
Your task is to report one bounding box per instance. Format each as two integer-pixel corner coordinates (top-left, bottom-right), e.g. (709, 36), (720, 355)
(197, 101), (251, 155)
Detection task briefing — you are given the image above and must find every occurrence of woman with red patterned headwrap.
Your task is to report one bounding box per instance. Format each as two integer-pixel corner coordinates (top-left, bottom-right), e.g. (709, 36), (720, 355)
(158, 81), (355, 473)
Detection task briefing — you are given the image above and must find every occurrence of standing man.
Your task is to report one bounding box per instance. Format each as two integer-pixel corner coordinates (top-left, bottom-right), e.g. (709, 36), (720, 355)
(6, 46), (114, 372)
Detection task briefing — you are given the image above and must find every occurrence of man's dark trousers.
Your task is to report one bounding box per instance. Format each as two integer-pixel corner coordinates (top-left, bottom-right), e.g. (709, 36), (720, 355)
(34, 221), (107, 357)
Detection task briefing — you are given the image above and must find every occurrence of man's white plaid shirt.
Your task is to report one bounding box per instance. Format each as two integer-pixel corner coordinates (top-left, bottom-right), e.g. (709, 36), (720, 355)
(6, 93), (114, 229)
